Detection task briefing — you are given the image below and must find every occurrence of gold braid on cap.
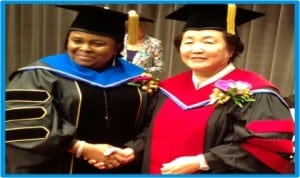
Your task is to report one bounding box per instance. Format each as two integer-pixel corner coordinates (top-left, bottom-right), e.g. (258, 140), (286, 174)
(227, 4), (237, 35)
(127, 10), (139, 45)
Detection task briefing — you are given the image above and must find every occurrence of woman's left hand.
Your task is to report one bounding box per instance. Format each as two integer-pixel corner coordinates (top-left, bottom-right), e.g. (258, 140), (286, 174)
(161, 156), (200, 174)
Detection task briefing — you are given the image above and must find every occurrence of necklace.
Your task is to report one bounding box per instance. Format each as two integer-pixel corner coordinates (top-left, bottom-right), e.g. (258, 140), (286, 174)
(103, 89), (111, 128)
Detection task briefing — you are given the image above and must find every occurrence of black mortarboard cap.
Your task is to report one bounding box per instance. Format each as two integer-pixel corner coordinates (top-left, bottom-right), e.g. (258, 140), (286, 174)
(165, 4), (265, 35)
(126, 10), (154, 23)
(139, 16), (155, 23)
(56, 5), (128, 41)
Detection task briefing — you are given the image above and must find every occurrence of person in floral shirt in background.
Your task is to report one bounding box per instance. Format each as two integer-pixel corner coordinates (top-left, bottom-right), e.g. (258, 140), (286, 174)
(141, 4), (295, 174)
(122, 13), (164, 77)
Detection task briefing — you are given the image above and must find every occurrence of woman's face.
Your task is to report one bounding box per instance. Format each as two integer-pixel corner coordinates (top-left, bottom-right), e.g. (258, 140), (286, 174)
(67, 31), (120, 70)
(137, 22), (149, 40)
(125, 21), (149, 40)
(180, 30), (234, 77)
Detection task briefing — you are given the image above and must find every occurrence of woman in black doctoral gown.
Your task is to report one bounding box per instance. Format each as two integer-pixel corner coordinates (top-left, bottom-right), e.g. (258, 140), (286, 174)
(6, 5), (158, 174)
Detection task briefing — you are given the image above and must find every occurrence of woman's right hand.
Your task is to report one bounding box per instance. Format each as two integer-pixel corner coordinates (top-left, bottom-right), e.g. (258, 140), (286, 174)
(82, 143), (126, 170)
(84, 146), (135, 170)
(81, 143), (117, 168)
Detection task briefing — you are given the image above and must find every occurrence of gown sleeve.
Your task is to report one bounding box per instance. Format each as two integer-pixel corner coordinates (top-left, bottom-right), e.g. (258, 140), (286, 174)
(6, 69), (77, 172)
(123, 90), (160, 164)
(204, 92), (294, 173)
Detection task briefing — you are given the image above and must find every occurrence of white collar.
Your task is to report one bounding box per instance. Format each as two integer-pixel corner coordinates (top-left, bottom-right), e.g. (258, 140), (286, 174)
(192, 63), (236, 89)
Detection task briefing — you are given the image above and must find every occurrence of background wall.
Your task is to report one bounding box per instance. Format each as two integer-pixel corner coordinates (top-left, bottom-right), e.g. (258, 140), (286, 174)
(5, 3), (295, 97)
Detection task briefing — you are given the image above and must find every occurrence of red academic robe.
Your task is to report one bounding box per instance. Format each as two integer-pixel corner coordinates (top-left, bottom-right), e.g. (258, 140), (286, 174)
(143, 68), (294, 174)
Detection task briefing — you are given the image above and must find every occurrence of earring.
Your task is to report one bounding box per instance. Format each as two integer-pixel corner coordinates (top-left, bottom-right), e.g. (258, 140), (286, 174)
(112, 54), (116, 67)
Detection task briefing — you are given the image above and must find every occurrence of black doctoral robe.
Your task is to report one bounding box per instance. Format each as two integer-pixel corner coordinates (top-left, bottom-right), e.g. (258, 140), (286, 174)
(6, 53), (158, 173)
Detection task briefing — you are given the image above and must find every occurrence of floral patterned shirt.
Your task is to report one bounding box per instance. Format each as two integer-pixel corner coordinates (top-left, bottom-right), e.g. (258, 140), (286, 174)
(122, 34), (164, 76)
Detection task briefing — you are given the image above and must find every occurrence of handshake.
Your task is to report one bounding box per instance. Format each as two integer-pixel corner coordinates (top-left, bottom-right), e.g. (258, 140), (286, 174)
(72, 141), (135, 170)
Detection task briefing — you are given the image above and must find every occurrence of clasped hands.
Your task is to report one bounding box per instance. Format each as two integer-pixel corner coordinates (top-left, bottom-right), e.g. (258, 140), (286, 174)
(81, 143), (135, 170)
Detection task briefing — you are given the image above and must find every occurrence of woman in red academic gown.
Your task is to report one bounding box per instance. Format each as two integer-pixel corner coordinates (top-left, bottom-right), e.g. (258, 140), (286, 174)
(142, 4), (294, 174)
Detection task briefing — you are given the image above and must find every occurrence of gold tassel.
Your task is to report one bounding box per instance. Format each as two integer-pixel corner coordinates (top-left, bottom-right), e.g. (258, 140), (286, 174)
(227, 4), (237, 35)
(127, 10), (139, 45)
